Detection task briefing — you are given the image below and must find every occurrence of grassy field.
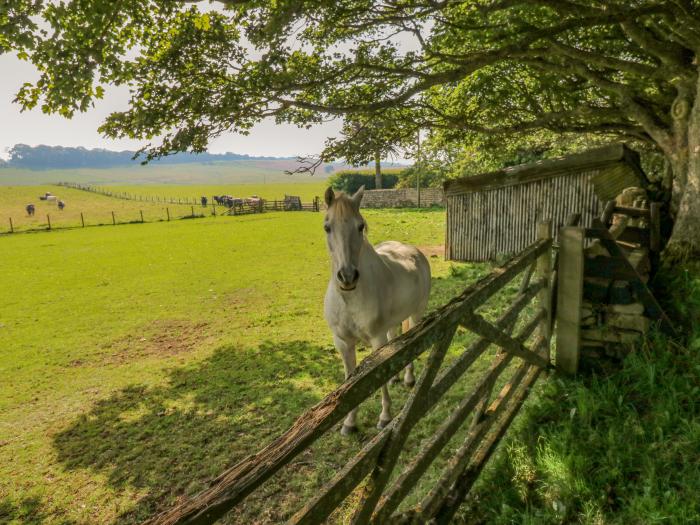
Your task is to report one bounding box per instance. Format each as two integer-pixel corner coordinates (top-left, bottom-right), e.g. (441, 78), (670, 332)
(0, 161), (332, 186)
(2, 199), (539, 524)
(3, 181), (697, 524)
(0, 182), (326, 233)
(0, 185), (205, 233)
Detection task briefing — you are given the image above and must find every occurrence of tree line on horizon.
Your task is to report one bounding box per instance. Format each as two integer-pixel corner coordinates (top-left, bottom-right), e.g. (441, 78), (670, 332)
(0, 144), (294, 170)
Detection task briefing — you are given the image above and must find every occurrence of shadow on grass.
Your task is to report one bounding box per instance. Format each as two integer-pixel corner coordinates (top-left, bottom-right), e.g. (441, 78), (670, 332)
(51, 268), (490, 524)
(53, 340), (339, 524)
(0, 496), (66, 525)
(459, 335), (700, 525)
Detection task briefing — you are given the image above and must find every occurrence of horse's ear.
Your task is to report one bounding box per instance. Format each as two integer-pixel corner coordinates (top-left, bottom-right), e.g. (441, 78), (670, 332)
(324, 187), (335, 207)
(352, 185), (365, 208)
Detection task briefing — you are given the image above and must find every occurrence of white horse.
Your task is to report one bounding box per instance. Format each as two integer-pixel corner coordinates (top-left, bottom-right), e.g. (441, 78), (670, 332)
(323, 186), (431, 435)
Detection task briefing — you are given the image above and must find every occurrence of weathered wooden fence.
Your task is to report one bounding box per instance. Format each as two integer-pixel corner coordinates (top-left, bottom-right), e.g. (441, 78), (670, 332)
(57, 182), (320, 213)
(146, 221), (555, 525)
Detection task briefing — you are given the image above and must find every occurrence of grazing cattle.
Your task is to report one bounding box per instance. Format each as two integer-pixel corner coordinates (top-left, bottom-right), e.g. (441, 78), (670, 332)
(46, 195), (57, 202)
(323, 186), (431, 434)
(57, 200), (65, 210)
(201, 196), (208, 207)
(26, 204), (35, 216)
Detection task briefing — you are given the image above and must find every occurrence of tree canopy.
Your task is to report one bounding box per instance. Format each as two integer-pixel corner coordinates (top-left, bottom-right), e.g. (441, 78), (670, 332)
(3, 0), (700, 252)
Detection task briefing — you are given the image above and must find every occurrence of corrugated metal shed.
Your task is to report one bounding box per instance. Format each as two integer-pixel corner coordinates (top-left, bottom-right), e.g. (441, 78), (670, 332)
(444, 144), (648, 261)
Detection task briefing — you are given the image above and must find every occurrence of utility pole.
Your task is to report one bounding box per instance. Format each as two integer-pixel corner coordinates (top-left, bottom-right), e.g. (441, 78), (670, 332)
(416, 129), (421, 208)
(374, 150), (382, 189)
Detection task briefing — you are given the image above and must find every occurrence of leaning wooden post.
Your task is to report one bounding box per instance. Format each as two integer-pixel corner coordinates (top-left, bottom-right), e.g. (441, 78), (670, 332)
(555, 226), (584, 374)
(9, 217), (13, 233)
(80, 212), (85, 227)
(47, 214), (51, 230)
(191, 205), (195, 218)
(140, 210), (144, 223)
(600, 199), (616, 226)
(166, 208), (170, 221)
(536, 220), (553, 351)
(112, 211), (116, 225)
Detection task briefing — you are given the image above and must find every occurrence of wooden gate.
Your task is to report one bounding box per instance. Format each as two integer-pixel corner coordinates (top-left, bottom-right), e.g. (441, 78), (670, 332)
(148, 222), (555, 525)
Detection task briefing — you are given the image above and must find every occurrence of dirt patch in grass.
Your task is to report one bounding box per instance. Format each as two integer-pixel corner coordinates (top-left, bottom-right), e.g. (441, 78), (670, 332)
(418, 245), (444, 259)
(102, 319), (212, 363)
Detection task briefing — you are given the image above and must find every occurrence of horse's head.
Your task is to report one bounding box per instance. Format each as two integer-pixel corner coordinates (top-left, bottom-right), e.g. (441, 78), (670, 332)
(324, 186), (366, 291)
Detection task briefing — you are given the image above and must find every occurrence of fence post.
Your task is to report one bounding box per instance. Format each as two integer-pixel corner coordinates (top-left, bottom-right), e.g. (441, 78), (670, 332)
(9, 217), (13, 233)
(112, 211), (116, 225)
(555, 226), (584, 374)
(537, 220), (553, 350)
(166, 208), (170, 221)
(47, 214), (51, 230)
(140, 210), (144, 223)
(212, 203), (216, 216)
(80, 212), (85, 227)
(191, 205), (195, 217)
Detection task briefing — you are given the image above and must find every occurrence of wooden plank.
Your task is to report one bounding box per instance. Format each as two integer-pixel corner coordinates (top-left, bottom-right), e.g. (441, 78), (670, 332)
(427, 279), (543, 409)
(614, 205), (651, 218)
(460, 313), (550, 369)
(591, 219), (675, 335)
(431, 362), (544, 524)
(550, 213), (581, 332)
(537, 220), (553, 343)
(555, 227), (584, 374)
(290, 418), (393, 524)
(145, 239), (550, 525)
(584, 256), (641, 280)
(418, 355), (537, 520)
(350, 326), (457, 524)
(600, 200), (616, 226)
(294, 284), (544, 523)
(372, 314), (544, 522)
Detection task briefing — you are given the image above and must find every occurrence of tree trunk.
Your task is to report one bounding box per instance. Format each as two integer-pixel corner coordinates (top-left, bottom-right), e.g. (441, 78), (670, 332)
(374, 151), (382, 189)
(666, 72), (700, 259)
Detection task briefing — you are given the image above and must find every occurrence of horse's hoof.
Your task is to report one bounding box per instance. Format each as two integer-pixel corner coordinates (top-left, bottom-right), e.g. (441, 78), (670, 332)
(376, 418), (392, 430)
(341, 424), (358, 436)
(404, 379), (416, 389)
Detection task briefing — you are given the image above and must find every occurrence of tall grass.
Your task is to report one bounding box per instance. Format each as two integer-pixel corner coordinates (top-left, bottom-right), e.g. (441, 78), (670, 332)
(463, 262), (700, 524)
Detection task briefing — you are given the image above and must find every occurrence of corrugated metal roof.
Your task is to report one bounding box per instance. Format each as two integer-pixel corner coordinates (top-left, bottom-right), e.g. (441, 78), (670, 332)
(444, 144), (648, 197)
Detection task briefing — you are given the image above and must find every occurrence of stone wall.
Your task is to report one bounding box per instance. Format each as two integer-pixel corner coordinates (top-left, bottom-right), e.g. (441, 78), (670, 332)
(580, 187), (653, 362)
(360, 188), (444, 209)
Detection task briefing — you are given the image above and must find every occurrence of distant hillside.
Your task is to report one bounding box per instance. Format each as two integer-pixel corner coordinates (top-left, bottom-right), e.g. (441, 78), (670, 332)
(0, 144), (296, 170)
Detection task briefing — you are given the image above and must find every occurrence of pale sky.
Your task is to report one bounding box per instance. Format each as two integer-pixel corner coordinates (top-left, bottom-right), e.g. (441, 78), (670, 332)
(0, 53), (343, 160)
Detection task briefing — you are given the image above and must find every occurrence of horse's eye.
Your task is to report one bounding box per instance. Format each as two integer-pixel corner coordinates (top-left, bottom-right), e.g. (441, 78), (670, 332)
(358, 223), (365, 232)
(324, 224), (331, 233)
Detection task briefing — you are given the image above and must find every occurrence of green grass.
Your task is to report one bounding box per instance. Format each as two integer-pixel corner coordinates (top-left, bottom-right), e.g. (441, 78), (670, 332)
(3, 186), (697, 524)
(460, 263), (700, 525)
(0, 185), (208, 233)
(0, 182), (327, 233)
(3, 205), (536, 524)
(0, 161), (332, 186)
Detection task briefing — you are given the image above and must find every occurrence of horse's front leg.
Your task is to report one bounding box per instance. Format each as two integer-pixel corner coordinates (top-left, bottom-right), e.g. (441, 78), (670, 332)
(334, 334), (359, 436)
(372, 333), (393, 430)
